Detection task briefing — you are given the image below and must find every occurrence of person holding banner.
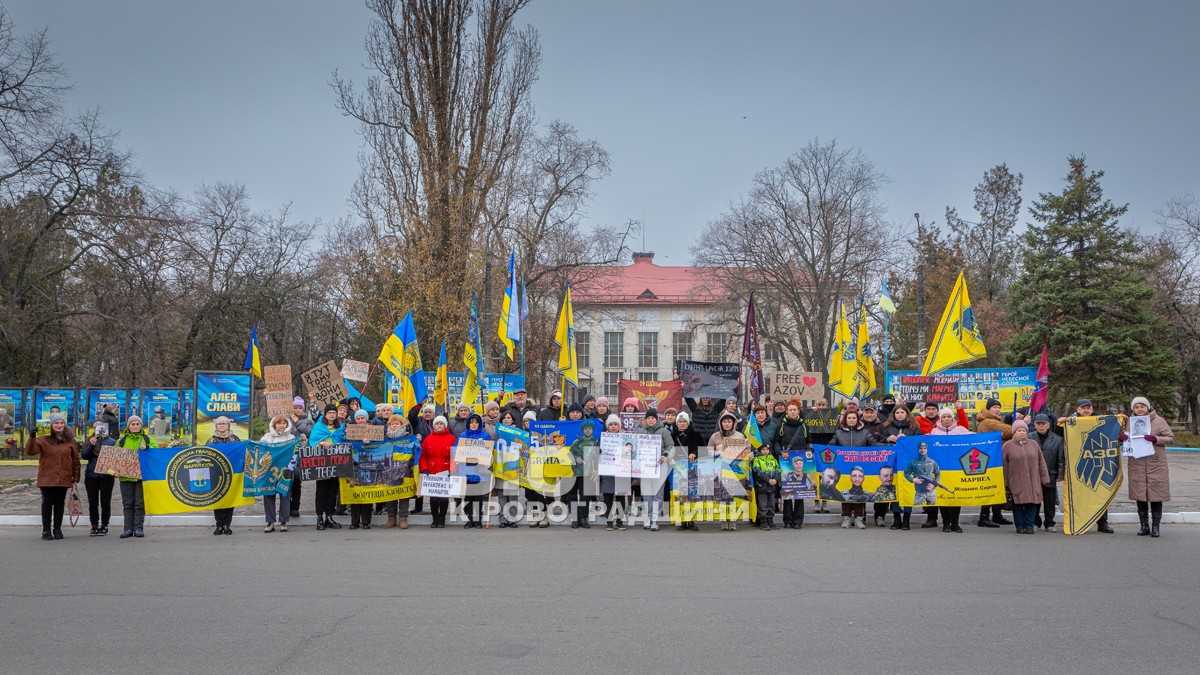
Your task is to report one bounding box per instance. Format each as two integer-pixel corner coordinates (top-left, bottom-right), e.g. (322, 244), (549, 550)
(974, 399), (1016, 528)
(419, 416), (456, 528)
(1056, 399), (1114, 534)
(81, 421), (116, 536)
(259, 416), (297, 533)
(310, 405), (345, 531)
(707, 412), (747, 532)
(834, 411), (876, 530)
(773, 400), (808, 529)
(880, 404), (919, 530)
(494, 411), (523, 528)
(600, 415), (628, 531)
(115, 416), (155, 539)
(206, 417), (242, 536)
(457, 414), (492, 529)
(640, 409), (674, 532)
(378, 413), (413, 529)
(929, 407), (970, 533)
(567, 418), (600, 529)
(671, 412), (704, 532)
(1127, 397), (1174, 538)
(26, 413), (80, 541)
(1002, 420), (1049, 534)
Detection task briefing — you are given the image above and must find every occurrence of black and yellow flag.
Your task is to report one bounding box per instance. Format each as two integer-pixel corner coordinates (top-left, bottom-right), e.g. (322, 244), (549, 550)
(1062, 415), (1124, 535)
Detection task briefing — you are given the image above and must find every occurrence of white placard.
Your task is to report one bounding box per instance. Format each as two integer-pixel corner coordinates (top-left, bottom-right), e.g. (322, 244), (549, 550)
(342, 359), (371, 383)
(418, 473), (465, 498)
(597, 433), (661, 478)
(1124, 416), (1155, 459)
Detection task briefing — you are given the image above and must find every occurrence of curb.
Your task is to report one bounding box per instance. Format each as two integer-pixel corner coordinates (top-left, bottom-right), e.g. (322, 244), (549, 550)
(2, 512), (1199, 527)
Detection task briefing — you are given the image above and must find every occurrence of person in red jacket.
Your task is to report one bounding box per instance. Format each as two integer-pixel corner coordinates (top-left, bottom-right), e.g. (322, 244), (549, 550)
(915, 401), (969, 434)
(419, 416), (456, 528)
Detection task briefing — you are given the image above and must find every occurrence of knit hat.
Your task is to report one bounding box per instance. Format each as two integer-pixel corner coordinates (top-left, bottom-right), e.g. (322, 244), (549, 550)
(522, 410), (537, 422)
(644, 408), (659, 420)
(606, 414), (621, 427)
(939, 407), (956, 417)
(127, 414), (142, 424)
(985, 398), (1002, 410)
(324, 404), (338, 413)
(457, 403), (470, 412)
(433, 415), (448, 427)
(421, 403), (435, 413)
(293, 396), (305, 407)
(582, 394), (596, 405)
(567, 402), (585, 416)
(622, 397), (641, 411)
(665, 407), (678, 414)
(1012, 419), (1028, 432)
(676, 411), (690, 424)
(214, 416), (231, 426)
(485, 400), (500, 413)
(49, 413), (65, 423)
(596, 396), (610, 407)
(1131, 396), (1151, 411)
(355, 409), (369, 420)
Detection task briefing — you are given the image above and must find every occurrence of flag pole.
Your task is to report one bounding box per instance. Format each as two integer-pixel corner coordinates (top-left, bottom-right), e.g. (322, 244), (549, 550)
(883, 310), (890, 396)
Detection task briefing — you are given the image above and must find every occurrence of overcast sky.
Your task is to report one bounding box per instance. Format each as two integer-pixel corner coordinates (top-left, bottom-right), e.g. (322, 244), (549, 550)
(8, 1), (1199, 263)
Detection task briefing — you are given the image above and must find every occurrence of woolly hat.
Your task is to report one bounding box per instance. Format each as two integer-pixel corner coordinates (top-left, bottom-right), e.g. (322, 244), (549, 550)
(676, 411), (691, 424)
(606, 414), (621, 427)
(49, 413), (65, 424)
(644, 408), (659, 420)
(567, 402), (585, 416)
(596, 396), (610, 407)
(433, 415), (448, 427)
(355, 409), (369, 420)
(324, 403), (338, 413)
(293, 396), (306, 407)
(1131, 396), (1152, 410)
(938, 407), (956, 417)
(1011, 419), (1028, 432)
(522, 410), (537, 422)
(622, 397), (641, 411)
(985, 398), (1002, 410)
(485, 400), (501, 413)
(213, 416), (231, 426)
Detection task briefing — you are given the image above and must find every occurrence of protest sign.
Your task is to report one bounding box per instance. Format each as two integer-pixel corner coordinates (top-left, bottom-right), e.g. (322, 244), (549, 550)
(494, 423), (526, 483)
(716, 436), (751, 461)
(296, 443), (353, 481)
(340, 437), (419, 504)
(618, 379), (683, 413)
(263, 365), (293, 392)
(242, 439), (300, 497)
(1124, 416), (1154, 459)
(811, 445), (898, 503)
(419, 473), (465, 498)
(779, 448), (817, 500)
(619, 412), (644, 433)
(597, 433), (661, 478)
(95, 445), (142, 480)
(669, 454), (755, 522)
(264, 391), (294, 418)
(342, 359), (370, 383)
(345, 424), (385, 442)
(896, 375), (959, 405)
(886, 367), (1037, 414)
(455, 438), (494, 465)
(678, 360), (740, 400)
(301, 361), (350, 407)
(895, 433), (1005, 507)
(1063, 415), (1124, 535)
(530, 420), (584, 448)
(767, 372), (824, 407)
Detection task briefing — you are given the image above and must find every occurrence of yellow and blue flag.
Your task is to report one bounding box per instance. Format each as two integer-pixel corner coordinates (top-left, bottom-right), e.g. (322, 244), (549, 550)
(377, 312), (428, 413)
(554, 283), (578, 386)
(878, 279), (897, 314)
(856, 301), (877, 399)
(743, 412), (763, 449)
(143, 442), (256, 514)
(828, 301), (858, 398)
(243, 324), (262, 378)
(463, 293), (482, 406)
(922, 272), (986, 375)
(242, 438), (300, 497)
(498, 252), (520, 359)
(433, 340), (448, 407)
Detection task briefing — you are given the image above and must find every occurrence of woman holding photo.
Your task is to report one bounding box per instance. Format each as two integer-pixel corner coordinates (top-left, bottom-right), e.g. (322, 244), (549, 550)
(80, 420), (116, 536)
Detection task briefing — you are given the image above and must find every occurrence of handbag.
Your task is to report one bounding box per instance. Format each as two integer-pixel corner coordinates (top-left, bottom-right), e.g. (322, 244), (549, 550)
(67, 484), (84, 526)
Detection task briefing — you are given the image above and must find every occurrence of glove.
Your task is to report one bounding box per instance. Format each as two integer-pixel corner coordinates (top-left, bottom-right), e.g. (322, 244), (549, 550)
(1118, 433), (1129, 442)
(1144, 434), (1157, 444)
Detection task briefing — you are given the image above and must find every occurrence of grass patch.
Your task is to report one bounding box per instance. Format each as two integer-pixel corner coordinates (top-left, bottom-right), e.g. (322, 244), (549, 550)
(0, 478), (33, 491)
(1172, 431), (1200, 448)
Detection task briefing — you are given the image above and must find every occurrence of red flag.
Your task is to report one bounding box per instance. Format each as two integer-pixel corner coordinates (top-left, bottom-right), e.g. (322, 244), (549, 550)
(1029, 346), (1049, 413)
(741, 293), (764, 402)
(618, 379), (683, 412)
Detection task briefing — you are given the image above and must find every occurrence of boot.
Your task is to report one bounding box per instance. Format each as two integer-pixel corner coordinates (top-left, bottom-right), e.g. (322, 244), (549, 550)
(854, 516), (866, 530)
(874, 516), (884, 527)
(1151, 515), (1160, 538)
(398, 517), (409, 529)
(841, 516), (850, 529)
(977, 518), (999, 528)
(382, 516), (396, 529)
(921, 517), (940, 528)
(890, 517), (902, 531)
(1137, 511), (1150, 536)
(901, 512), (911, 530)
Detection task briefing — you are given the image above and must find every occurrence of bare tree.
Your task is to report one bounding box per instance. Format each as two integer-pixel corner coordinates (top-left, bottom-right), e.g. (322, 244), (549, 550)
(692, 139), (894, 373)
(945, 163), (1023, 303)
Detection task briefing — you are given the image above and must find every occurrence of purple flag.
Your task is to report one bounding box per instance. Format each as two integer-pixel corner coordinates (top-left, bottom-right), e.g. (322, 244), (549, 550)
(741, 293), (764, 402)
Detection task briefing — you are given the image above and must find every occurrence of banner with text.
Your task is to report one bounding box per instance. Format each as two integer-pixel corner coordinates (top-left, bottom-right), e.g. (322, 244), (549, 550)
(193, 372), (251, 443)
(886, 368), (1037, 414)
(895, 433), (1006, 507)
(678, 360), (740, 400)
(617, 379), (683, 413)
(811, 444), (899, 502)
(242, 438), (300, 497)
(1062, 415), (1124, 535)
(339, 436), (420, 504)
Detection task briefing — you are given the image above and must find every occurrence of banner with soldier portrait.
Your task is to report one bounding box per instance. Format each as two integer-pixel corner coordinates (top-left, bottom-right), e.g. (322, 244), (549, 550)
(811, 445), (898, 503)
(895, 433), (1006, 508)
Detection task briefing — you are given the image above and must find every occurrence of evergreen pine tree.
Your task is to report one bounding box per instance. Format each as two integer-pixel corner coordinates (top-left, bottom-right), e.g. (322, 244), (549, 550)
(1007, 156), (1180, 410)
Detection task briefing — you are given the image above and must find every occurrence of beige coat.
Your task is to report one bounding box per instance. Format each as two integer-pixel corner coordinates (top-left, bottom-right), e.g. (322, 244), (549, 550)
(1002, 438), (1050, 504)
(1127, 411), (1173, 503)
(976, 408), (1013, 440)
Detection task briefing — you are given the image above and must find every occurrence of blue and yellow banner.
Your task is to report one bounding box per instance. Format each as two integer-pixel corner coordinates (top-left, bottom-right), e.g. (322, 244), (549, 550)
(529, 420), (584, 448)
(670, 454), (755, 523)
(885, 367), (1037, 415)
(142, 441), (256, 514)
(242, 438), (300, 498)
(194, 372), (251, 442)
(895, 433), (1005, 507)
(339, 436), (420, 504)
(779, 449), (818, 500)
(494, 423), (526, 483)
(812, 444), (898, 503)
(1062, 415), (1124, 536)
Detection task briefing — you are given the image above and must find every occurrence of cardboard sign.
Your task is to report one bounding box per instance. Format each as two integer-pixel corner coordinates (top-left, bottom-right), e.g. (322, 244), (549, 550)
(717, 436), (751, 461)
(898, 375), (959, 405)
(454, 439), (494, 465)
(95, 445), (142, 480)
(342, 359), (371, 383)
(768, 371), (824, 406)
(300, 361), (350, 407)
(419, 473), (465, 498)
(345, 424), (385, 442)
(264, 391), (294, 418)
(296, 443), (353, 481)
(263, 365), (293, 392)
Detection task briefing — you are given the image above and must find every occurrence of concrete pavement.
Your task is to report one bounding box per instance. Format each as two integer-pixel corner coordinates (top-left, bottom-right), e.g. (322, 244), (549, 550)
(2, 523), (1198, 674)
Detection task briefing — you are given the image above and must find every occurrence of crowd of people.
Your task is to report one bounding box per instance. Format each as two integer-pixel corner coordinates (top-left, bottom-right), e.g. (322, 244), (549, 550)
(25, 387), (1176, 541)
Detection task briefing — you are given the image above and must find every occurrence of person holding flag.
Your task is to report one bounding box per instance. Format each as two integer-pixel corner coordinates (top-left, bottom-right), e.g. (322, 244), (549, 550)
(378, 312), (428, 417)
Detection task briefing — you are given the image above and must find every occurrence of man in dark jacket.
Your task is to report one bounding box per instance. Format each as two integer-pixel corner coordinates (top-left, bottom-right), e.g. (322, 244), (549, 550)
(1032, 413), (1065, 531)
(538, 390), (564, 421)
(685, 397), (721, 440)
(504, 388), (536, 423)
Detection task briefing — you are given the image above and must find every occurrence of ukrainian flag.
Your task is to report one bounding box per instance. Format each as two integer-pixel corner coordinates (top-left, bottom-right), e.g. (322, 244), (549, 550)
(878, 279), (897, 313)
(921, 272), (987, 375)
(744, 411), (763, 449)
(554, 283), (578, 386)
(243, 324), (262, 378)
(433, 340), (448, 407)
(498, 252), (520, 359)
(142, 442), (255, 514)
(378, 312), (428, 413)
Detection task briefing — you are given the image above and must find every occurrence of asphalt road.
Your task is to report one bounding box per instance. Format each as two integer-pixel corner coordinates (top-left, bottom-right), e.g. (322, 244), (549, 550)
(2, 523), (1197, 674)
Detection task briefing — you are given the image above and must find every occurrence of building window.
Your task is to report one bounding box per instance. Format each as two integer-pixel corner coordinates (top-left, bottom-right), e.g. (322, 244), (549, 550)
(763, 343), (782, 366)
(637, 331), (658, 369)
(672, 331), (693, 363)
(604, 332), (623, 368)
(604, 372), (621, 398)
(707, 332), (728, 361)
(576, 331), (590, 369)
(638, 371), (658, 382)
